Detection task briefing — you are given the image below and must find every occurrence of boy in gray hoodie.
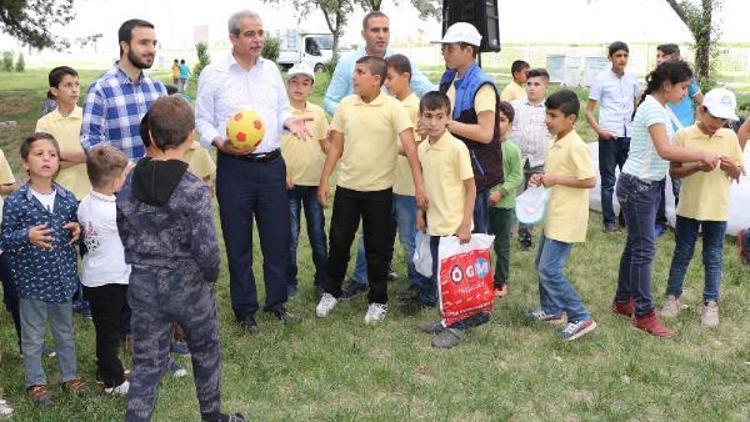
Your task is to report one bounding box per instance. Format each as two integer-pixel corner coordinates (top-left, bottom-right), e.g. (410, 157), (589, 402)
(117, 97), (244, 422)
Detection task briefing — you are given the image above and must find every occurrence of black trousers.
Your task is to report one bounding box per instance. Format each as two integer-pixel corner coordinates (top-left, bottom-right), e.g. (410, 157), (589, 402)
(84, 284), (127, 388)
(0, 253), (21, 353)
(216, 152), (290, 319)
(326, 187), (393, 304)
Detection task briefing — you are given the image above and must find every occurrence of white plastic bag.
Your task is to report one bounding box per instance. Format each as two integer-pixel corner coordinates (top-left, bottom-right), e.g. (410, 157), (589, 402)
(413, 231), (433, 278)
(515, 186), (551, 225)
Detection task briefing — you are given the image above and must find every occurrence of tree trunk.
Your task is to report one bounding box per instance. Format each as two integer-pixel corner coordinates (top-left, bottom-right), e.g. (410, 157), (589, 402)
(693, 0), (713, 81)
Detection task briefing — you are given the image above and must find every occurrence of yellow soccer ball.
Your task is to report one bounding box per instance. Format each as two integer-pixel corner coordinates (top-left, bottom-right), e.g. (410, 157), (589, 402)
(226, 110), (265, 151)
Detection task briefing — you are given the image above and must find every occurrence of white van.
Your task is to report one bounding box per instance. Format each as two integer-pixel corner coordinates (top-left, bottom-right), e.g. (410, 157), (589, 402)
(278, 32), (334, 72)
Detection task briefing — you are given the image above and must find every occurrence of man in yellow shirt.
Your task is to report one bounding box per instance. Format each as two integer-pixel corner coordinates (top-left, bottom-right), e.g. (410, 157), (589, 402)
(35, 66), (91, 200)
(527, 90), (597, 341)
(280, 64), (330, 299)
(315, 56), (425, 325)
(500, 60), (529, 102)
(661, 88), (744, 327)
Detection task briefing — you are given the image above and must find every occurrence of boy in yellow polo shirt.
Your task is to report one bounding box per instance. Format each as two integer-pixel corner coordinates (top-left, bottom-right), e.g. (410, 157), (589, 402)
(281, 64), (330, 299)
(316, 56), (425, 325)
(527, 90), (597, 341)
(382, 54), (424, 310)
(412, 92), (476, 349)
(661, 88), (744, 327)
(35, 66), (91, 200)
(500, 60), (529, 102)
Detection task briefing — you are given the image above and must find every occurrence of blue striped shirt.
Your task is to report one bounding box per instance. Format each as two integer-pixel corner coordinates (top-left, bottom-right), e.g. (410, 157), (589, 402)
(622, 95), (674, 181)
(81, 66), (167, 160)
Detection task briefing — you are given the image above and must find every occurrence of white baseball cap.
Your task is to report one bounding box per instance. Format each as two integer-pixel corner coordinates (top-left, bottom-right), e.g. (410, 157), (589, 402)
(286, 63), (315, 83)
(432, 22), (482, 47)
(702, 87), (738, 121)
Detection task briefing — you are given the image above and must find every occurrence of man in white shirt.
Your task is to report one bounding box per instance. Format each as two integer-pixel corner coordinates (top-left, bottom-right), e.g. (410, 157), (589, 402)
(195, 10), (310, 334)
(585, 41), (640, 233)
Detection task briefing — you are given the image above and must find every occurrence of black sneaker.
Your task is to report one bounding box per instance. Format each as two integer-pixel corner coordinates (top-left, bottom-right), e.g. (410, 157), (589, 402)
(272, 309), (302, 325)
(238, 314), (258, 334)
(604, 223), (621, 233)
(340, 281), (368, 300)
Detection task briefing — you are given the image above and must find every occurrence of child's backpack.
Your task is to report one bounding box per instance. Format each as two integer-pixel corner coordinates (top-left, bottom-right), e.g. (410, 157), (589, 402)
(739, 228), (750, 265)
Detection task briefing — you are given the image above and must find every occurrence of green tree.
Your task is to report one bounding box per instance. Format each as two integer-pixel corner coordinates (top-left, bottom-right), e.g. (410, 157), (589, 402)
(0, 0), (76, 49)
(14, 52), (25, 72)
(357, 0), (441, 19)
(190, 42), (211, 93)
(665, 0), (722, 88)
(2, 51), (13, 72)
(262, 35), (280, 62)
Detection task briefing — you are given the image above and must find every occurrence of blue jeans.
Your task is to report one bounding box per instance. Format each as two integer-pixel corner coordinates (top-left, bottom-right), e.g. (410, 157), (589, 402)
(615, 173), (662, 317)
(393, 194), (419, 287)
(288, 185), (327, 288)
(599, 137), (630, 226)
(473, 189), (490, 234)
(666, 216), (727, 301)
(20, 298), (78, 387)
(534, 234), (590, 323)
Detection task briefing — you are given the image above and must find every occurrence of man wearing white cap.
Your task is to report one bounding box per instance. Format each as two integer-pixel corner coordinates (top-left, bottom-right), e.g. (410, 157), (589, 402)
(433, 22), (503, 235)
(281, 63), (330, 300)
(660, 87), (744, 327)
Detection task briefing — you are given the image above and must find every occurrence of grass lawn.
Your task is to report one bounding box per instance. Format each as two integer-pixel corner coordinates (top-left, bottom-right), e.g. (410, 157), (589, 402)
(1, 68), (750, 421)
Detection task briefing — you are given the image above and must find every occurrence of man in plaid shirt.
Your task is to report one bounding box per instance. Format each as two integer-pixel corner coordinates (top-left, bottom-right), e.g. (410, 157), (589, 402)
(81, 19), (167, 160)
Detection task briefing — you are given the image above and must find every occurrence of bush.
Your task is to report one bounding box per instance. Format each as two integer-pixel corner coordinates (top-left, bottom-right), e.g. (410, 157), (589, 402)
(189, 42), (211, 94)
(14, 53), (25, 72)
(2, 51), (13, 72)
(262, 36), (280, 63)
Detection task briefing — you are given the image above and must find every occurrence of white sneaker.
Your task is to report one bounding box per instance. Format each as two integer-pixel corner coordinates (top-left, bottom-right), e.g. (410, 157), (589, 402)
(659, 295), (681, 318)
(364, 303), (389, 325)
(316, 293), (338, 318)
(104, 380), (130, 396)
(700, 301), (720, 327)
(0, 397), (13, 417)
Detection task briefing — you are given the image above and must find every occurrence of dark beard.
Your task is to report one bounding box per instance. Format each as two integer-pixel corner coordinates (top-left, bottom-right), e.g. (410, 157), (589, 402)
(128, 49), (154, 69)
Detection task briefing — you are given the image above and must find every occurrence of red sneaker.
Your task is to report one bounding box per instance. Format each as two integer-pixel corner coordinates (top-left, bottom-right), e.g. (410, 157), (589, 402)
(633, 311), (674, 338)
(610, 297), (634, 318)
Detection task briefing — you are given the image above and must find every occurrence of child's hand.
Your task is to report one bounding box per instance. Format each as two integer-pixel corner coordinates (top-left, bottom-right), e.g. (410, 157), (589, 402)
(416, 212), (426, 232)
(529, 173), (543, 187)
(489, 190), (502, 206)
(456, 223), (471, 244)
(701, 151), (720, 169)
(317, 181), (330, 206)
(541, 174), (557, 188)
(63, 222), (80, 245)
(286, 175), (295, 190)
(28, 224), (54, 250)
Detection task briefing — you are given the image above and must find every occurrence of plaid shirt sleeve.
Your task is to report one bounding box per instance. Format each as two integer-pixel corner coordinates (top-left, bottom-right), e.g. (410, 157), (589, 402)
(80, 83), (108, 151)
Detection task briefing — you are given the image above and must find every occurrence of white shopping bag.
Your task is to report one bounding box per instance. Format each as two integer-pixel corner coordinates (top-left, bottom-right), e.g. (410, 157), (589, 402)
(413, 231), (433, 278)
(515, 186), (551, 225)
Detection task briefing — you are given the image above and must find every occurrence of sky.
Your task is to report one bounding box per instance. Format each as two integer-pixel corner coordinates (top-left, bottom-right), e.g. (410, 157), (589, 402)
(1, 0), (749, 58)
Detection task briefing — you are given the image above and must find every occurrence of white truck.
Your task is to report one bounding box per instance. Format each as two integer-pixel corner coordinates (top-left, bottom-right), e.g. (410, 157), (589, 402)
(277, 32), (334, 72)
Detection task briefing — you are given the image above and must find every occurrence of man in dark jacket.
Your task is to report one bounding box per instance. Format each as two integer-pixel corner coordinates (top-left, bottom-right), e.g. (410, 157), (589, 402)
(117, 97), (244, 422)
